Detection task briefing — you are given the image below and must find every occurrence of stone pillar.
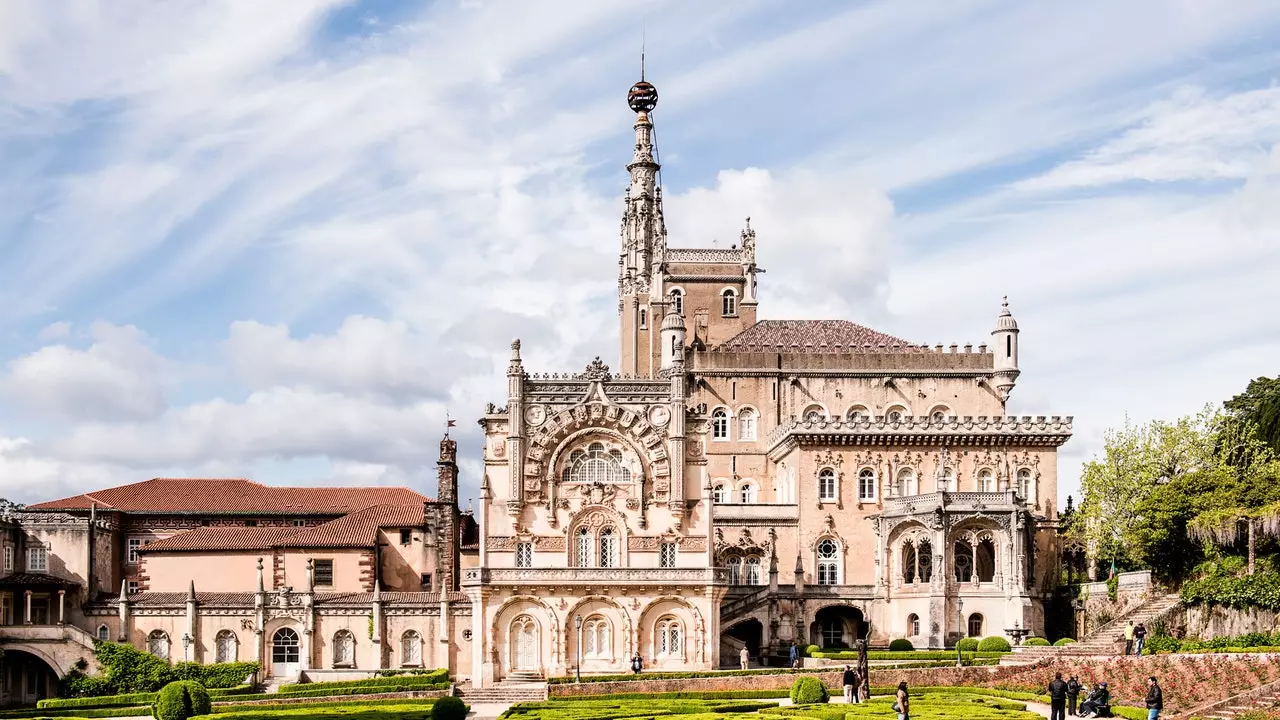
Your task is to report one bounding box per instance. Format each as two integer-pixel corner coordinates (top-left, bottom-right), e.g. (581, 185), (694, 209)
(371, 584), (385, 670)
(254, 558), (266, 668)
(58, 590), (65, 625)
(438, 597), (451, 671)
(185, 582), (197, 662)
(471, 588), (490, 687)
(24, 590), (32, 624)
(667, 353), (687, 525)
(506, 340), (526, 517)
(118, 580), (131, 642)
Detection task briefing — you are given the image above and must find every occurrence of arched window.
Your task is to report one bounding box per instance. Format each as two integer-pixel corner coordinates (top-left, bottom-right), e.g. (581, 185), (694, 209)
(97, 624), (110, 642)
(332, 630), (355, 667)
(929, 406), (952, 423)
(816, 539), (840, 585)
(272, 627), (300, 667)
(401, 630), (422, 667)
(727, 556), (743, 585)
(712, 483), (729, 504)
(968, 613), (984, 638)
(858, 468), (876, 501)
(670, 288), (684, 316)
(738, 481), (758, 504)
(738, 408), (758, 441)
(712, 409), (730, 440)
(903, 539), (933, 583)
(656, 616), (683, 657)
(575, 528), (593, 567)
(583, 616), (611, 659)
(818, 468), (838, 502)
(721, 289), (737, 317)
(896, 467), (917, 497)
(598, 527), (619, 568)
(954, 540), (974, 583)
(802, 404), (826, 422)
(907, 613), (921, 636)
(886, 405), (909, 423)
(215, 630), (238, 663)
(976, 538), (996, 582)
(745, 555), (763, 585)
(902, 541), (917, 583)
(639, 308), (647, 329)
(1017, 468), (1034, 501)
(147, 630), (170, 660)
(977, 468), (995, 492)
(941, 466), (957, 492)
(846, 405), (869, 422)
(562, 442), (631, 484)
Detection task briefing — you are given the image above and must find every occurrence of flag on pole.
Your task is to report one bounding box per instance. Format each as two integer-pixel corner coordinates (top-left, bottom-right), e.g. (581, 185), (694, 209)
(445, 410), (456, 437)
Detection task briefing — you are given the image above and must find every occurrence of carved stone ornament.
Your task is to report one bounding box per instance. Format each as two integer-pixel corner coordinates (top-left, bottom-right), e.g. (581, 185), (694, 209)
(583, 357), (612, 381)
(814, 450), (844, 468)
(648, 405), (671, 427)
(524, 405), (547, 427)
(686, 441), (704, 459)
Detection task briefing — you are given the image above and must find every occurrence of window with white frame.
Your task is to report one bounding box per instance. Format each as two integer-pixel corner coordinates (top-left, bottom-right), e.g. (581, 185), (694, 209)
(215, 630), (238, 663)
(401, 630), (422, 666)
(659, 542), (677, 568)
(127, 538), (143, 564)
(858, 468), (876, 501)
(1017, 468), (1034, 501)
(816, 539), (840, 585)
(2, 546), (10, 572)
(670, 288), (684, 316)
(745, 555), (763, 585)
(846, 405), (869, 422)
(727, 556), (742, 584)
(313, 559), (334, 587)
(598, 527), (619, 568)
(656, 616), (683, 657)
(27, 546), (47, 573)
(886, 405), (909, 423)
(737, 408), (758, 441)
(582, 616), (611, 658)
(941, 466), (957, 492)
(908, 613), (921, 636)
(97, 625), (111, 642)
(977, 468), (995, 492)
(818, 468), (838, 502)
(712, 409), (730, 440)
(127, 580), (140, 595)
(147, 630), (170, 660)
(721, 289), (737, 317)
(575, 528), (593, 567)
(712, 483), (728, 504)
(516, 542), (533, 568)
(896, 467), (918, 497)
(738, 481), (758, 504)
(562, 442), (632, 484)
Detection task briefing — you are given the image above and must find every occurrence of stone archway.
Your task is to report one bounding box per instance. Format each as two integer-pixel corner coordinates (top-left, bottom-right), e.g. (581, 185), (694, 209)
(0, 648), (61, 704)
(725, 618), (764, 658)
(811, 605), (866, 650)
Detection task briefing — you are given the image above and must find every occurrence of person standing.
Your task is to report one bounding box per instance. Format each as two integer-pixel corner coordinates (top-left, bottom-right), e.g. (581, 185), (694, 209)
(1134, 623), (1148, 656)
(850, 667), (862, 703)
(842, 665), (856, 704)
(789, 643), (800, 670)
(1066, 675), (1082, 716)
(895, 682), (911, 720)
(1123, 621), (1135, 656)
(630, 652), (643, 674)
(1146, 676), (1163, 720)
(740, 645), (750, 670)
(1049, 672), (1069, 720)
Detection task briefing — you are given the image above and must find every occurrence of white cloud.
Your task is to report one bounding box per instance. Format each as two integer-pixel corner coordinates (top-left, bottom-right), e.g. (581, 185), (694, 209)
(0, 323), (169, 421)
(37, 321), (70, 341)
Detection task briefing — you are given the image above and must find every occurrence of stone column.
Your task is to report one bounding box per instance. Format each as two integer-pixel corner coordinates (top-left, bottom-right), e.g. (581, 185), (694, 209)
(185, 581), (197, 662)
(118, 580), (131, 642)
(24, 590), (32, 624)
(471, 588), (490, 687)
(506, 340), (526, 517)
(370, 584), (385, 670)
(58, 590), (65, 625)
(438, 597), (451, 671)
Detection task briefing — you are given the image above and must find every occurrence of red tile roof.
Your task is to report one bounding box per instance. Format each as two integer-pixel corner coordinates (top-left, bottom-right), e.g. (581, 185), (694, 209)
(724, 320), (913, 349)
(106, 591), (467, 607)
(140, 505), (425, 553)
(28, 478), (430, 514)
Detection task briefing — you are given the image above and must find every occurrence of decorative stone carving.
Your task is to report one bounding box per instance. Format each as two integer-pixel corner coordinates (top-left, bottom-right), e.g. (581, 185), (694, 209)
(648, 405), (670, 427)
(525, 405), (547, 427)
(582, 357), (611, 380)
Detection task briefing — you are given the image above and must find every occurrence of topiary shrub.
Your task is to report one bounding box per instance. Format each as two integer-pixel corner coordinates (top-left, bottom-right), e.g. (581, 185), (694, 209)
(977, 636), (1012, 652)
(1053, 638), (1077, 647)
(790, 676), (829, 705)
(957, 637), (980, 652)
(888, 638), (914, 651)
(431, 696), (467, 720)
(153, 681), (211, 720)
(1023, 637), (1051, 646)
(803, 644), (820, 657)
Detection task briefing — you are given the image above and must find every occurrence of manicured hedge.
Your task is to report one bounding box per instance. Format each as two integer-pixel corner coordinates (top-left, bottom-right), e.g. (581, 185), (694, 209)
(36, 687), (258, 712)
(267, 683), (449, 699)
(1023, 637), (1051, 646)
(888, 638), (915, 651)
(276, 670), (447, 695)
(196, 704), (438, 720)
(0, 707), (151, 719)
(59, 643), (259, 698)
(1053, 638), (1076, 647)
(429, 696), (466, 720)
(790, 676), (829, 704)
(809, 650), (1006, 661)
(957, 637), (980, 652)
(208, 699), (437, 714)
(977, 636), (1012, 652)
(155, 681), (212, 720)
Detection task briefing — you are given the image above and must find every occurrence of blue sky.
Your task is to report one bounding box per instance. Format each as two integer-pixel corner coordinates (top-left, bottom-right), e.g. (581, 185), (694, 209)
(2, 0), (1279, 506)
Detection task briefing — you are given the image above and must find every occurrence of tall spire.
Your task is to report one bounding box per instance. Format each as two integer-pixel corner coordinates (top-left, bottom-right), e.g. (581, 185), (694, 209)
(620, 71), (666, 300)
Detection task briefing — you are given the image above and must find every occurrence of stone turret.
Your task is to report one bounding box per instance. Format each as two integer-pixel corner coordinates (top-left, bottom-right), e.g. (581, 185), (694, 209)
(991, 296), (1020, 401)
(659, 301), (686, 372)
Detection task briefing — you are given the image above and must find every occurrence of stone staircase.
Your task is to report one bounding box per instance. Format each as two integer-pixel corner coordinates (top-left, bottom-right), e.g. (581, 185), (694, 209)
(1004, 593), (1181, 663)
(721, 587), (771, 625)
(1180, 677), (1280, 720)
(454, 681), (548, 704)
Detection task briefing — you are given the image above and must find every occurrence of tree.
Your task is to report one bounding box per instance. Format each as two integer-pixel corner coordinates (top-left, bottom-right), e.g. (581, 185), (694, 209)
(1186, 415), (1280, 575)
(1225, 376), (1280, 455)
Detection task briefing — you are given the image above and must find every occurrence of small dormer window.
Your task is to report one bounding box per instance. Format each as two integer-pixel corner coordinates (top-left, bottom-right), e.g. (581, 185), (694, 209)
(721, 289), (737, 317)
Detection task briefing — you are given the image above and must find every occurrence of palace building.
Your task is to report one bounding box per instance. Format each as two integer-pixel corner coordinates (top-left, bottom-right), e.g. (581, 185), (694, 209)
(0, 73), (1070, 698)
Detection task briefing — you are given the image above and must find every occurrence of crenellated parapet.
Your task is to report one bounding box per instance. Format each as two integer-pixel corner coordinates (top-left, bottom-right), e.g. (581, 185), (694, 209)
(766, 415), (1073, 455)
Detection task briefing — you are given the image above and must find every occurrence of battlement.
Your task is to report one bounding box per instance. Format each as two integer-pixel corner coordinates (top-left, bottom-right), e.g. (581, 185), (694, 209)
(693, 343), (994, 373)
(765, 414), (1074, 453)
(666, 247), (744, 264)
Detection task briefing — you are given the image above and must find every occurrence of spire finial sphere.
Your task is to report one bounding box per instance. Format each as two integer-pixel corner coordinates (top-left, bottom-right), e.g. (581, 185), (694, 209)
(628, 79), (658, 114)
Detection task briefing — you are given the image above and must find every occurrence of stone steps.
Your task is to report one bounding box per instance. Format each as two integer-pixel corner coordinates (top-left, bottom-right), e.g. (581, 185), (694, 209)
(455, 682), (548, 704)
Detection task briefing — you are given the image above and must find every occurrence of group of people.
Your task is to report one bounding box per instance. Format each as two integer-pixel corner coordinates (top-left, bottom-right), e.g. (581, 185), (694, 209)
(1123, 621), (1149, 656)
(1049, 673), (1163, 720)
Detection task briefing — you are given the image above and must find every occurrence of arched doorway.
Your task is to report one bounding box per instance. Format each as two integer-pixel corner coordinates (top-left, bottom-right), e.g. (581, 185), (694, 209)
(726, 618), (764, 658)
(270, 627), (301, 678)
(509, 615), (539, 672)
(811, 606), (866, 650)
(0, 649), (60, 704)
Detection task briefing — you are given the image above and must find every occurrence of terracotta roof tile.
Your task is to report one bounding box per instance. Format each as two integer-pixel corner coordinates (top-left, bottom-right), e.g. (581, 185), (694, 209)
(276, 505), (424, 548)
(724, 320), (913, 350)
(128, 592), (258, 606)
(104, 591), (466, 607)
(142, 527), (296, 552)
(29, 478), (430, 514)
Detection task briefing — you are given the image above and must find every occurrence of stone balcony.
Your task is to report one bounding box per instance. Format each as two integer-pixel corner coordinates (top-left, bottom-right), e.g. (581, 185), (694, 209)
(712, 503), (800, 524)
(463, 567), (729, 587)
(881, 491), (1019, 517)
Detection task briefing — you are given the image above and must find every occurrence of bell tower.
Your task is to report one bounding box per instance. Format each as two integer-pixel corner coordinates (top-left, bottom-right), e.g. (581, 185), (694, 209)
(618, 68), (668, 378)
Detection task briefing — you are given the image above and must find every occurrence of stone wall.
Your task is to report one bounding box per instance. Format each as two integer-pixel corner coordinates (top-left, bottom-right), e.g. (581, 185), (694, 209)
(1078, 571), (1153, 635)
(1166, 605), (1280, 639)
(548, 665), (1011, 697)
